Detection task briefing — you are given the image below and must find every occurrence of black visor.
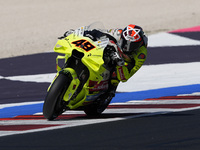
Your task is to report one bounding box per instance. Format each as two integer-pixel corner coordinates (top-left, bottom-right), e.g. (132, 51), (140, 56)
(120, 38), (143, 54)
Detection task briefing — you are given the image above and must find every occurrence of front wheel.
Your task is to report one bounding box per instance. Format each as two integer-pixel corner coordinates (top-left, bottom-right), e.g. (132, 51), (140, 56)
(43, 73), (71, 120)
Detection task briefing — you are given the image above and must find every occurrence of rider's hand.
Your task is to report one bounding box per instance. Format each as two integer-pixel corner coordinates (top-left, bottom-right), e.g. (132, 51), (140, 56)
(106, 40), (124, 66)
(110, 51), (124, 66)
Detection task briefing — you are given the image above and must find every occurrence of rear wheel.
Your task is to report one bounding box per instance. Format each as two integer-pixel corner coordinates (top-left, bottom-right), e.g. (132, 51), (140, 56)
(84, 104), (103, 116)
(84, 97), (112, 117)
(43, 73), (71, 120)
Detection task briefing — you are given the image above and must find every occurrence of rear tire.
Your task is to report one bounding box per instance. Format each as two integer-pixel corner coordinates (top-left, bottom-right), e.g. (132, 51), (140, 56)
(84, 97), (111, 117)
(84, 104), (103, 117)
(43, 73), (71, 120)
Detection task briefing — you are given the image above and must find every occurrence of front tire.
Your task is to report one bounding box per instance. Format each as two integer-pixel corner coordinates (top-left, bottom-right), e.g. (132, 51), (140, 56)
(43, 73), (71, 120)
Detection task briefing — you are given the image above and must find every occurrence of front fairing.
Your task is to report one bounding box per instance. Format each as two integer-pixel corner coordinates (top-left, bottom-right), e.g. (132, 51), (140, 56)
(54, 32), (109, 82)
(53, 29), (110, 109)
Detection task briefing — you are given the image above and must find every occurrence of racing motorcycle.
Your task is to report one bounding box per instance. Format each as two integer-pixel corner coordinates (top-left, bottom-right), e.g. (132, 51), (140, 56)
(43, 23), (123, 120)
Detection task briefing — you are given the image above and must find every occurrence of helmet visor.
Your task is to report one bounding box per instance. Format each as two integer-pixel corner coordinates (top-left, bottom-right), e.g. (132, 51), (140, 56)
(120, 38), (142, 54)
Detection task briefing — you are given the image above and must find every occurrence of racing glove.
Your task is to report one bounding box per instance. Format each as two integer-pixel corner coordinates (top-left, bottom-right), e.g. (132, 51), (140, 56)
(106, 40), (124, 66)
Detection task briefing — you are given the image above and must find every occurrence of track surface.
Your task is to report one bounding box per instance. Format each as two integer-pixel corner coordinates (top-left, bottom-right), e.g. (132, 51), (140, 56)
(0, 109), (200, 150)
(0, 26), (200, 149)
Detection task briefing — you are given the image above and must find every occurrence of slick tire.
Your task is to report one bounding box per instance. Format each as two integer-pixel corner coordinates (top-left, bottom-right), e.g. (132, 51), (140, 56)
(84, 96), (112, 117)
(43, 73), (71, 120)
(84, 104), (103, 117)
(84, 102), (108, 117)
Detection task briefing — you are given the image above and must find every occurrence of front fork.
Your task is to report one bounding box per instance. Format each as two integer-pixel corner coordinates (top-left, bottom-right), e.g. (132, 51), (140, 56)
(61, 68), (80, 102)
(48, 68), (80, 102)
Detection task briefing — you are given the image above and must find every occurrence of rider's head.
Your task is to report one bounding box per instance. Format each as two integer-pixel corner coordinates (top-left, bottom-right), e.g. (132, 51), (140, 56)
(119, 24), (145, 55)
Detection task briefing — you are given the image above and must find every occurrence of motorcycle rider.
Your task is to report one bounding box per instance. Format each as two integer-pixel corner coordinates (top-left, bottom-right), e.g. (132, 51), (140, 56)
(86, 24), (148, 105)
(60, 24), (148, 107)
(104, 24), (148, 85)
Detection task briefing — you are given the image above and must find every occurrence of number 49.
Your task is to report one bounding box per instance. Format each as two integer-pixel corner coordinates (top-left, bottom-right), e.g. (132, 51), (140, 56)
(72, 39), (95, 51)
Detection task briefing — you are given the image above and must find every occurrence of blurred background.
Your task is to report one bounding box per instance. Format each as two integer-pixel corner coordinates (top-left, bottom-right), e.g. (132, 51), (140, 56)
(1, 0), (200, 58)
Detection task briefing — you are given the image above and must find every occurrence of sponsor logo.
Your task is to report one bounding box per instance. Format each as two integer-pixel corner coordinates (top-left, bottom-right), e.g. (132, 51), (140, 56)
(118, 67), (126, 81)
(89, 80), (109, 92)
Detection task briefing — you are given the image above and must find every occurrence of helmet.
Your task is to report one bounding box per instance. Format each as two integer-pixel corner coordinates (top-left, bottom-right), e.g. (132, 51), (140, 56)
(119, 24), (144, 55)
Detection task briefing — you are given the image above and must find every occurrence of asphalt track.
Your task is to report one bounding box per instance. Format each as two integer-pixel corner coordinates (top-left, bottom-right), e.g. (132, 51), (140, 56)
(0, 27), (200, 150)
(0, 109), (199, 150)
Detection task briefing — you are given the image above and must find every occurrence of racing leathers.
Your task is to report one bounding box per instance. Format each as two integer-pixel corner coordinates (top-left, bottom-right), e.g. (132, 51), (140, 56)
(105, 28), (148, 86)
